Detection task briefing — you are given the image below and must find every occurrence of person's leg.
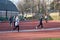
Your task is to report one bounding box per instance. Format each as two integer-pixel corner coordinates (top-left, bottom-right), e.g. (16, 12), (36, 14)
(41, 24), (43, 28)
(10, 22), (11, 27)
(17, 25), (19, 32)
(10, 22), (13, 31)
(37, 22), (41, 27)
(10, 23), (12, 27)
(45, 18), (48, 23)
(37, 24), (40, 28)
(36, 23), (40, 29)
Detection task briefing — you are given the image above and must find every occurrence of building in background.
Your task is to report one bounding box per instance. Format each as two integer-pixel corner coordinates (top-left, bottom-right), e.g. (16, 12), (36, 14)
(0, 0), (19, 17)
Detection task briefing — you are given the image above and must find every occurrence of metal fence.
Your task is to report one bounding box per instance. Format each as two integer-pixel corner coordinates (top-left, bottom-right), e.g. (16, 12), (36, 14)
(0, 11), (19, 17)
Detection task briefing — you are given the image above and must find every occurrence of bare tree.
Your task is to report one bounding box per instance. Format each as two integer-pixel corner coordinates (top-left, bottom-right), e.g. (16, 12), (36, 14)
(42, 0), (47, 15)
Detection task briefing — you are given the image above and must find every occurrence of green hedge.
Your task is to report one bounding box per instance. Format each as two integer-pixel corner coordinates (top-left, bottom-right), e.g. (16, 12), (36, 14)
(0, 17), (8, 21)
(19, 16), (25, 21)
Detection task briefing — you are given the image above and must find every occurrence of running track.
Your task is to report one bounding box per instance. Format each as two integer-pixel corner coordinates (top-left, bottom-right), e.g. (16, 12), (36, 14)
(0, 20), (60, 31)
(0, 30), (60, 40)
(0, 20), (60, 40)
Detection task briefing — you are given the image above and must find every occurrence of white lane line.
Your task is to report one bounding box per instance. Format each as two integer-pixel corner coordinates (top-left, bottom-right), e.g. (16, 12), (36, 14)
(0, 27), (60, 33)
(20, 28), (60, 32)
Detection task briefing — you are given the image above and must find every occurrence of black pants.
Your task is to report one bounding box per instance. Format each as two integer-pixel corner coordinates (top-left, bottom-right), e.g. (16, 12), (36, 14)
(13, 25), (19, 32)
(37, 23), (43, 28)
(45, 18), (48, 23)
(9, 22), (12, 27)
(14, 21), (15, 27)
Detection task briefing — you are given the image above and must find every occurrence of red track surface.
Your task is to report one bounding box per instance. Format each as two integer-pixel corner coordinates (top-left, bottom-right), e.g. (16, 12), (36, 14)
(0, 20), (60, 40)
(0, 20), (60, 31)
(0, 30), (60, 40)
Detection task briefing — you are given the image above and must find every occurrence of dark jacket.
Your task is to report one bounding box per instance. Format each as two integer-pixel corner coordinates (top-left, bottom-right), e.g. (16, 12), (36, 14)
(9, 17), (13, 23)
(39, 17), (43, 25)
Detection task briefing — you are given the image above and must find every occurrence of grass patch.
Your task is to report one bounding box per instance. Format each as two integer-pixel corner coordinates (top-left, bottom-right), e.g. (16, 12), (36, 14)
(49, 12), (60, 20)
(35, 38), (60, 40)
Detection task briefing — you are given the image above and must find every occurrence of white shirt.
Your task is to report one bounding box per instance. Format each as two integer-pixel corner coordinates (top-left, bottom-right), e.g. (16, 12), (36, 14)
(15, 16), (19, 26)
(45, 16), (47, 18)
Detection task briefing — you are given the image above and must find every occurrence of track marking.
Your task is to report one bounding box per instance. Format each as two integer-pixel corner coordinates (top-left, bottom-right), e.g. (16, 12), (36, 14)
(0, 27), (60, 33)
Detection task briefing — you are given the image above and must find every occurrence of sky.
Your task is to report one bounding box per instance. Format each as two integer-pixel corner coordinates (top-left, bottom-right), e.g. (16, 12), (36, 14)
(10, 0), (53, 4)
(9, 0), (19, 8)
(9, 0), (54, 7)
(10, 0), (19, 5)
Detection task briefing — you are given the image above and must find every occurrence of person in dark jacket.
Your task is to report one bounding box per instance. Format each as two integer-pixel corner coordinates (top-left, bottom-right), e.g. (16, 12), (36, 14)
(9, 16), (13, 27)
(36, 16), (43, 29)
(9, 16), (13, 31)
(13, 16), (15, 27)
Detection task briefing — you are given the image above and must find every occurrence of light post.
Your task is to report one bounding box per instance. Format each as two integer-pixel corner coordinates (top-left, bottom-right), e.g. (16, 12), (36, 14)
(6, 10), (7, 19)
(6, 0), (7, 20)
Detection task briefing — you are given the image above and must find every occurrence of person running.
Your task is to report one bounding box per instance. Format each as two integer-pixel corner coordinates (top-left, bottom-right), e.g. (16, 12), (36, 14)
(36, 16), (43, 29)
(13, 16), (15, 27)
(9, 16), (13, 27)
(9, 16), (13, 31)
(13, 15), (20, 32)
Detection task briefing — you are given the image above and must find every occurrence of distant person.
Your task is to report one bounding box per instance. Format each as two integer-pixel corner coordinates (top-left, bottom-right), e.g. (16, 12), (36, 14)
(13, 16), (15, 27)
(36, 16), (43, 29)
(24, 17), (26, 21)
(9, 16), (13, 27)
(13, 15), (20, 32)
(45, 15), (48, 23)
(9, 16), (13, 31)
